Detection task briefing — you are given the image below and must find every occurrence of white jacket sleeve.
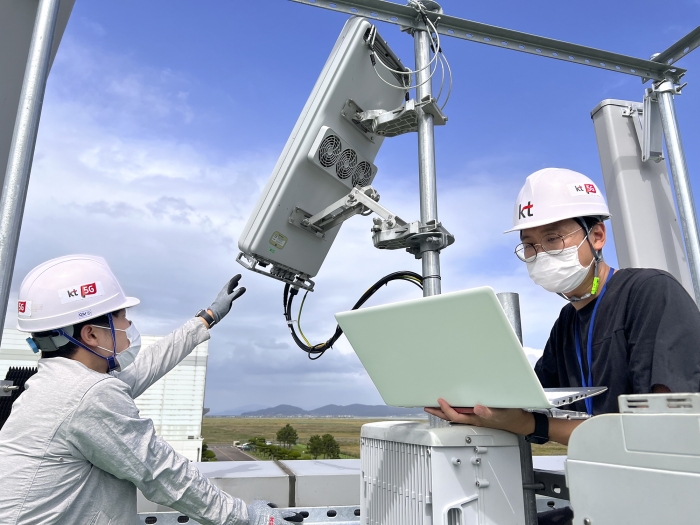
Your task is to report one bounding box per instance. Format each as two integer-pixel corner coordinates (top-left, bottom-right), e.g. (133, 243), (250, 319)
(114, 317), (210, 399)
(66, 378), (248, 525)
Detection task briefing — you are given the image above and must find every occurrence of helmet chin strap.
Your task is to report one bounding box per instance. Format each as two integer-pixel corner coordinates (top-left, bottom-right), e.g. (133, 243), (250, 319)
(558, 221), (603, 303)
(55, 312), (120, 371)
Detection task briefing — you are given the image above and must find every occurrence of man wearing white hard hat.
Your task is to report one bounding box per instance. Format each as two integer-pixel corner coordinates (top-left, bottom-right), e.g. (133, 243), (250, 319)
(0, 255), (299, 525)
(427, 168), (700, 446)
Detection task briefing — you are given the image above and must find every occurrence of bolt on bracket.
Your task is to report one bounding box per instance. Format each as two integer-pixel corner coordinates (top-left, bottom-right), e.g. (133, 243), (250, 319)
(0, 380), (19, 397)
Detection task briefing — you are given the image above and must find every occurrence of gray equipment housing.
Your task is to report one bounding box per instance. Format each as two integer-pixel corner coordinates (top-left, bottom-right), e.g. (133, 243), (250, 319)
(567, 393), (700, 524)
(361, 421), (526, 525)
(237, 17), (407, 290)
(591, 99), (693, 296)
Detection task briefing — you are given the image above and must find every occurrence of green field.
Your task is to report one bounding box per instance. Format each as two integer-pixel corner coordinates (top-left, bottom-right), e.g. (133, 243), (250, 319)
(202, 418), (567, 459)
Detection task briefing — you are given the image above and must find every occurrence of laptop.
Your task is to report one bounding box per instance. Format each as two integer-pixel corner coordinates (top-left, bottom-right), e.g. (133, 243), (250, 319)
(335, 287), (606, 410)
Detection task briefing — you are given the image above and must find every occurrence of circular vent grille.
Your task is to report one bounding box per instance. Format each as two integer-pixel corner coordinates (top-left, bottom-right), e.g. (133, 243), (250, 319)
(318, 135), (342, 167)
(335, 149), (358, 179)
(352, 161), (373, 187)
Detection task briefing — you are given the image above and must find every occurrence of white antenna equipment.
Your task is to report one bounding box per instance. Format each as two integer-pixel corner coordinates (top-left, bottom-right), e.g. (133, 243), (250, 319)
(237, 17), (409, 290)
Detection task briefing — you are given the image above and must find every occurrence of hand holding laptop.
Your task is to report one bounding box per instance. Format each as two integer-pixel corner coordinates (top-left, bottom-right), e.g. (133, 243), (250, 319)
(425, 398), (536, 436)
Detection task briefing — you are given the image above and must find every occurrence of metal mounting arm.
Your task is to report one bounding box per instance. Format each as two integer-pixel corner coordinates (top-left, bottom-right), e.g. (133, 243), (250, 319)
(299, 186), (407, 234)
(291, 186), (454, 257)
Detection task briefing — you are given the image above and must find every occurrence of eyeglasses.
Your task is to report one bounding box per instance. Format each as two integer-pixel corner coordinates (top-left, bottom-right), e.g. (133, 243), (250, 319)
(514, 227), (584, 262)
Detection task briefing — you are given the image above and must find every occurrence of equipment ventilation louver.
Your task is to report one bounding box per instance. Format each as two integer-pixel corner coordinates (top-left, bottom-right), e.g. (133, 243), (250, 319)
(352, 161), (372, 187)
(318, 135), (342, 167)
(308, 126), (378, 189)
(335, 149), (357, 179)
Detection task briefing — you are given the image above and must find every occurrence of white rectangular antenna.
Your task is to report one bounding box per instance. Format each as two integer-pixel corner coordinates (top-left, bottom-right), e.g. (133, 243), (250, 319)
(237, 17), (408, 290)
(591, 99), (694, 298)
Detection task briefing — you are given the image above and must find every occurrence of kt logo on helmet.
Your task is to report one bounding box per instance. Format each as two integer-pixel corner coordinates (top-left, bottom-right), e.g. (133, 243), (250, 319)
(58, 281), (104, 304)
(573, 184), (597, 194)
(518, 201), (534, 219)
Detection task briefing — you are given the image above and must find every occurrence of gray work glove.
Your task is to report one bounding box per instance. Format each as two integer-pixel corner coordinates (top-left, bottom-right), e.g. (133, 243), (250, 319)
(246, 500), (303, 524)
(208, 275), (246, 324)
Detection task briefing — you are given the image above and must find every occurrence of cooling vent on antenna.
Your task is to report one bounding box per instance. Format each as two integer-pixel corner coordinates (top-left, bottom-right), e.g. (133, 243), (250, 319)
(308, 126), (378, 189)
(353, 161), (372, 187)
(335, 149), (357, 179)
(318, 135), (341, 167)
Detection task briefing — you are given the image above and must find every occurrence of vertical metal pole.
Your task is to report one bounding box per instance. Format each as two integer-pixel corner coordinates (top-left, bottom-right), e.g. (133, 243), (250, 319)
(497, 292), (538, 525)
(0, 0), (60, 343)
(414, 25), (441, 298)
(415, 6), (445, 429)
(656, 81), (700, 304)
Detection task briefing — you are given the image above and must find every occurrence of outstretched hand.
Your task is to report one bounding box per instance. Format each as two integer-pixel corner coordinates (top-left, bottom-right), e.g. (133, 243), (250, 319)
(208, 275), (246, 324)
(425, 398), (535, 436)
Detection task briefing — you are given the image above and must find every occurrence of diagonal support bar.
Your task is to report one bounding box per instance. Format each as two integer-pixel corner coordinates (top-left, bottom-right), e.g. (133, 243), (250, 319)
(291, 0), (686, 83)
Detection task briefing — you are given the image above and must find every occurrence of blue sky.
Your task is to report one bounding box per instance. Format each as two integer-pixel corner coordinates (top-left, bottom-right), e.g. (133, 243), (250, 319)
(7, 1), (700, 412)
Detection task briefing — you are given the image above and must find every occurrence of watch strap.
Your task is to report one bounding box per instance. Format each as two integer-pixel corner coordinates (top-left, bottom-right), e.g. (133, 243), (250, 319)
(196, 309), (216, 328)
(525, 412), (549, 444)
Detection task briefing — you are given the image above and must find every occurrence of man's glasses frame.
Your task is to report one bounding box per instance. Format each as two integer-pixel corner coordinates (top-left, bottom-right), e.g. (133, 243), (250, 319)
(514, 227), (585, 262)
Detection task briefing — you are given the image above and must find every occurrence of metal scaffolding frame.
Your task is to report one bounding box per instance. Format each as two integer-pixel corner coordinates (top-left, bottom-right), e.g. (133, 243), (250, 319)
(290, 0), (700, 305)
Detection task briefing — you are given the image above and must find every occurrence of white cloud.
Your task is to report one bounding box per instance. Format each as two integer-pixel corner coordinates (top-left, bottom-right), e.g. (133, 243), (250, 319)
(8, 36), (567, 412)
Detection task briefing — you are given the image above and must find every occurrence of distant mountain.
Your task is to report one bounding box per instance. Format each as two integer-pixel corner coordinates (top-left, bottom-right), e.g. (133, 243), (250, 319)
(243, 404), (306, 417)
(209, 404), (269, 416)
(240, 404), (426, 418)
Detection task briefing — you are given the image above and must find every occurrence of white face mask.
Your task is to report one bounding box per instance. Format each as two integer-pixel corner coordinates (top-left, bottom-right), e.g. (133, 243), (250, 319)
(92, 322), (142, 370)
(526, 236), (593, 294)
(116, 323), (142, 370)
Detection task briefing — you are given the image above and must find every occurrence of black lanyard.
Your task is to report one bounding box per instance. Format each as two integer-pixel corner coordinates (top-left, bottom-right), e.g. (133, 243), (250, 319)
(574, 268), (615, 415)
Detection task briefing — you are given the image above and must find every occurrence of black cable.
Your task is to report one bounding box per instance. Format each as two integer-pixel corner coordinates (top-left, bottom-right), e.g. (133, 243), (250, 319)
(283, 271), (424, 359)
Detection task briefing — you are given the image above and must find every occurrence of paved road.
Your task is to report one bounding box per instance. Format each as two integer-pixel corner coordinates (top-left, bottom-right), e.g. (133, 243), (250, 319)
(209, 444), (257, 461)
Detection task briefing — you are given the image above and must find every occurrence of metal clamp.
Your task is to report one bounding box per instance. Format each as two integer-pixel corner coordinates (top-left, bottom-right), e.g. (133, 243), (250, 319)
(342, 97), (447, 139)
(373, 219), (454, 258)
(652, 78), (688, 95)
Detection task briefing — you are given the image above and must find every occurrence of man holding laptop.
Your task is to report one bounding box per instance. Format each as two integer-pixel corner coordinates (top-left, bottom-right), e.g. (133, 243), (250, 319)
(426, 167), (700, 445)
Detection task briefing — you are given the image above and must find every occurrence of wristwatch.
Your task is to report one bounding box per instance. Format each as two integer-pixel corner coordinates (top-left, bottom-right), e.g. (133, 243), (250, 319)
(525, 412), (549, 444)
(196, 309), (216, 328)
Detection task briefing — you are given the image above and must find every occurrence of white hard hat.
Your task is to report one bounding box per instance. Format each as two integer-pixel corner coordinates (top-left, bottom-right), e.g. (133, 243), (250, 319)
(505, 167), (611, 233)
(17, 255), (140, 333)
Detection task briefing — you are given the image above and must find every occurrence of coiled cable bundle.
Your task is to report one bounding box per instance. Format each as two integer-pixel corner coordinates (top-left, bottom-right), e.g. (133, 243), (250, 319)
(283, 271), (424, 359)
